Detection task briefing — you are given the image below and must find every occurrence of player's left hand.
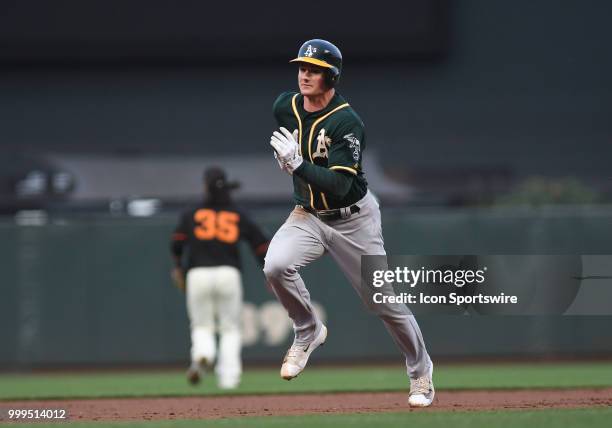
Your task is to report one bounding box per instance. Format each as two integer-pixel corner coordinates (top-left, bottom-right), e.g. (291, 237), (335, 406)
(270, 127), (302, 175)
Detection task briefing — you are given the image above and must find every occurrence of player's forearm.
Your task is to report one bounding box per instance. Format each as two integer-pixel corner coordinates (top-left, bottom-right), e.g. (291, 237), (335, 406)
(170, 241), (184, 266)
(294, 162), (353, 199)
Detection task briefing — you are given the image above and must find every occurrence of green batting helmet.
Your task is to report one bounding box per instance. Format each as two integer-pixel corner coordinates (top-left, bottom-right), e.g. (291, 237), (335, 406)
(290, 39), (342, 87)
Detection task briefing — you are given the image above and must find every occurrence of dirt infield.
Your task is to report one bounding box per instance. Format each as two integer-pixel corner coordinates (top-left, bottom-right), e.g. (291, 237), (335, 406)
(2, 389), (611, 422)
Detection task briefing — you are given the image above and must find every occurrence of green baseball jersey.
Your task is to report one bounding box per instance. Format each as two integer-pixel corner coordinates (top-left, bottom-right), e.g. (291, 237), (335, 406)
(272, 91), (368, 210)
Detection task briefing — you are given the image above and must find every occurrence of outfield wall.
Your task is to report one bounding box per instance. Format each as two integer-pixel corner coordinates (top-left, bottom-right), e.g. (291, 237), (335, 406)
(1, 206), (612, 367)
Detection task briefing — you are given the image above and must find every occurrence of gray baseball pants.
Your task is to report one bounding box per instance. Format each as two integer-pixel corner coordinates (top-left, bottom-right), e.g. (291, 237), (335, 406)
(263, 191), (432, 379)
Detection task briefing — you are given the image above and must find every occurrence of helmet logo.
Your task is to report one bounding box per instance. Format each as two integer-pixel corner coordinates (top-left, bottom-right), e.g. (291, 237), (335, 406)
(304, 45), (317, 57)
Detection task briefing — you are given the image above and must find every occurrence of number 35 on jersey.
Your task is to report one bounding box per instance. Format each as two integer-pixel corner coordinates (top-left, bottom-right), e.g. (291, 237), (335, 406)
(193, 209), (240, 243)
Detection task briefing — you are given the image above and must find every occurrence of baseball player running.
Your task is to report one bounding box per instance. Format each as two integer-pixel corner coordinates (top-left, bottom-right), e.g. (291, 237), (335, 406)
(171, 167), (269, 389)
(265, 39), (435, 407)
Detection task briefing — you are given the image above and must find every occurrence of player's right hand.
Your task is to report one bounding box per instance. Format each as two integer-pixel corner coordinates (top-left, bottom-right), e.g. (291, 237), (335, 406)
(270, 127), (302, 175)
(171, 267), (186, 292)
(274, 150), (289, 172)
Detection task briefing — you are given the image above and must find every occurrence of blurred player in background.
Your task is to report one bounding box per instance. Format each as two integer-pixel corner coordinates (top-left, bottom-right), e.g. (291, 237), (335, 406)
(170, 167), (269, 389)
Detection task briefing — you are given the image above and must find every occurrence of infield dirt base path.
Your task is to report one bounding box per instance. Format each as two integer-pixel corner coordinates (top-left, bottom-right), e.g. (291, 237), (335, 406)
(3, 389), (612, 422)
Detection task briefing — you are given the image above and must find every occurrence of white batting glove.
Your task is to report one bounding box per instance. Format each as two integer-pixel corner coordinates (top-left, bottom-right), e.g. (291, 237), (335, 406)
(270, 127), (302, 175)
(273, 150), (289, 172)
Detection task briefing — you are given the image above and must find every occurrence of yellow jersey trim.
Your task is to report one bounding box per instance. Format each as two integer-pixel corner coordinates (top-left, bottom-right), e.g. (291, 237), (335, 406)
(290, 94), (312, 208)
(320, 192), (330, 209)
(307, 102), (349, 209)
(289, 57), (334, 69)
(290, 94), (303, 156)
(329, 165), (358, 175)
(290, 96), (350, 210)
(308, 185), (315, 208)
(308, 103), (350, 162)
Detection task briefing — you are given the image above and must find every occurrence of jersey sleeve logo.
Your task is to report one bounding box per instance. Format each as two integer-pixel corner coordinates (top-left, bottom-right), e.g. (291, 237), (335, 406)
(344, 133), (361, 162)
(313, 128), (332, 161)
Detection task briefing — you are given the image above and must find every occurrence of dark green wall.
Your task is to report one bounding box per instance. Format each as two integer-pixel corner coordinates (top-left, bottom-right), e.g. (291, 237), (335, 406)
(1, 206), (612, 367)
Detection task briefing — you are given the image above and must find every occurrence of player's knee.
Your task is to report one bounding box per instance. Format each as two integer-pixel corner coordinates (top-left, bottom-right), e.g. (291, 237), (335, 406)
(263, 258), (295, 282)
(262, 259), (277, 280)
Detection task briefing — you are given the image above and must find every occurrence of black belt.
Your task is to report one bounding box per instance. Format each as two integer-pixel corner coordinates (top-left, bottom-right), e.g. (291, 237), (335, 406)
(300, 204), (360, 221)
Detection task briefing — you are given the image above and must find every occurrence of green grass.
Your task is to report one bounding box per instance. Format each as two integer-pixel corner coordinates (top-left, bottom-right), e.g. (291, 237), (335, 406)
(5, 408), (612, 428)
(1, 362), (611, 401)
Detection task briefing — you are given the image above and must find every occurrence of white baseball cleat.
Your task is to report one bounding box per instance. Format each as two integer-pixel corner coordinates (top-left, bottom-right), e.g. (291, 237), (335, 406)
(280, 325), (327, 380)
(218, 376), (240, 390)
(408, 364), (435, 407)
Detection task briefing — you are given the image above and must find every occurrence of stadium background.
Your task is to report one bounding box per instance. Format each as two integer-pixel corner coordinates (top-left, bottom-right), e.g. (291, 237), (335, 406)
(1, 0), (611, 372)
